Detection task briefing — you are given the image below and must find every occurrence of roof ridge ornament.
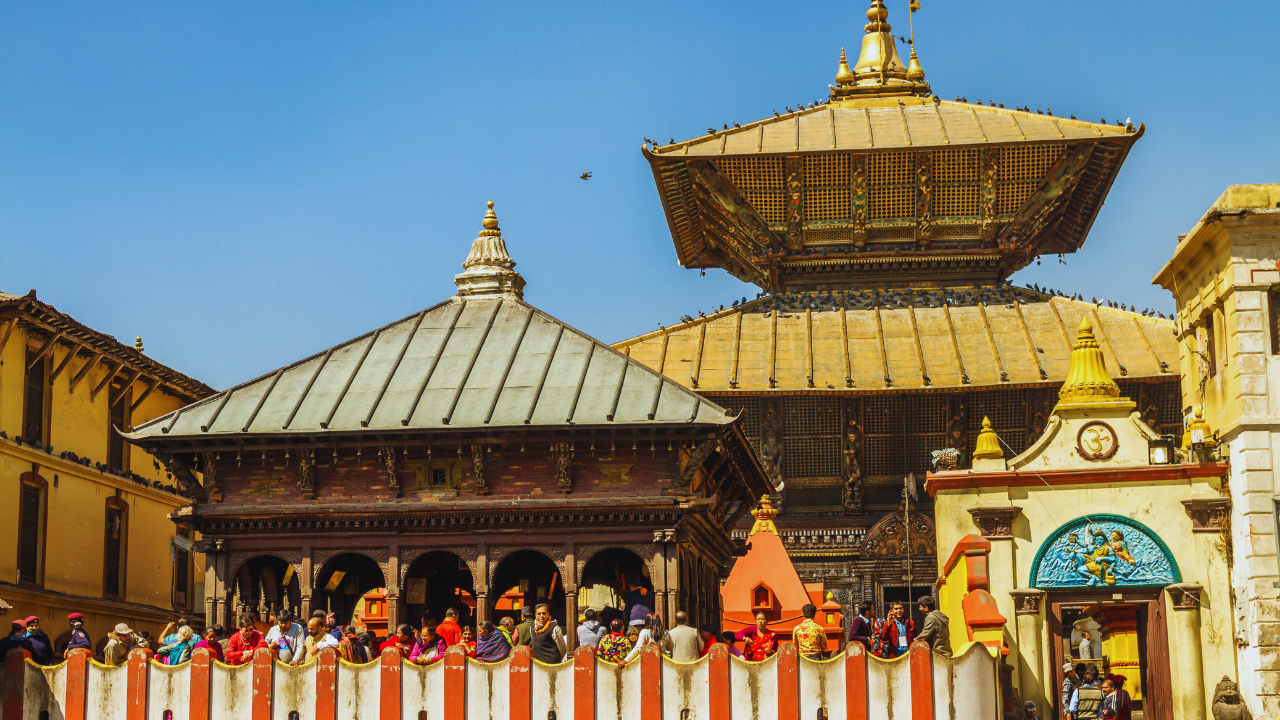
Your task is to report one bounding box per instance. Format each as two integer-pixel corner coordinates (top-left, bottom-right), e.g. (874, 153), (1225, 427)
(1055, 316), (1123, 407)
(748, 494), (780, 536)
(830, 0), (931, 103)
(455, 200), (526, 300)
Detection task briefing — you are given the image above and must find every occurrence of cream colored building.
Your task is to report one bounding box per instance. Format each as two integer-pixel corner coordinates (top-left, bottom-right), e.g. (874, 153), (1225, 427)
(929, 317), (1234, 720)
(1154, 184), (1280, 718)
(0, 290), (213, 653)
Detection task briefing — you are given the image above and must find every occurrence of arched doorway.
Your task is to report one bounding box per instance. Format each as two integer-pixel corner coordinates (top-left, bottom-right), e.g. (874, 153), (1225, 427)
(313, 553), (387, 628)
(490, 550), (566, 627)
(401, 552), (476, 630)
(579, 548), (653, 630)
(231, 555), (302, 622)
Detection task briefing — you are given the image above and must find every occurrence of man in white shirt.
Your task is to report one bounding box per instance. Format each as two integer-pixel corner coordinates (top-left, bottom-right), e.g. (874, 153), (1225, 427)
(1078, 632), (1094, 659)
(265, 610), (307, 663)
(668, 611), (701, 662)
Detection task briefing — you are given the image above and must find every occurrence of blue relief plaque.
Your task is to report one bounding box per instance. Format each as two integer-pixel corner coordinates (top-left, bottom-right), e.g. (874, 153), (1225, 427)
(1030, 514), (1181, 589)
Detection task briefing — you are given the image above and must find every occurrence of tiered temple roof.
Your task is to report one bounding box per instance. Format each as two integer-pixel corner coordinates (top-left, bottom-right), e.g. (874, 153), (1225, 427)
(642, 0), (1141, 291)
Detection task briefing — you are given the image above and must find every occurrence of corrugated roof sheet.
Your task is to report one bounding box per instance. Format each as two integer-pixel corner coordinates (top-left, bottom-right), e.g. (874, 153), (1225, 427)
(612, 287), (1176, 392)
(128, 297), (733, 439)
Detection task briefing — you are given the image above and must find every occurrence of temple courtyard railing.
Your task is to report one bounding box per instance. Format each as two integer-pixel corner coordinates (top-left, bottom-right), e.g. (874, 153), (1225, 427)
(3, 640), (999, 720)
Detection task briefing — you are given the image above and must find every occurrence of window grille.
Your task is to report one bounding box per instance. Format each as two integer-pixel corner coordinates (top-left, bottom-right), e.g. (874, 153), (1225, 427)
(716, 157), (784, 190)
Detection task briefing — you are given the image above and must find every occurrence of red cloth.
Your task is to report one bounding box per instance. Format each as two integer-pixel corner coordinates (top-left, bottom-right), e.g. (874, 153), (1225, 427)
(878, 618), (915, 653)
(225, 630), (266, 666)
(698, 635), (717, 658)
(193, 639), (223, 663)
(742, 630), (777, 661)
(464, 641), (476, 659)
(436, 619), (462, 647)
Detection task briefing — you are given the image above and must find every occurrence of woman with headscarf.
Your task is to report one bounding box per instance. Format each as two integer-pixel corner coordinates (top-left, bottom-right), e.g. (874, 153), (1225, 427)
(596, 620), (633, 666)
(159, 625), (197, 665)
(409, 621), (447, 665)
(735, 612), (778, 661)
(475, 622), (511, 663)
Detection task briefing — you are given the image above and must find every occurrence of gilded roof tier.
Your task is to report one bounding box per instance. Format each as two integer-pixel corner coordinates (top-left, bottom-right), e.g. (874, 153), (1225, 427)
(642, 0), (1141, 292)
(612, 287), (1175, 393)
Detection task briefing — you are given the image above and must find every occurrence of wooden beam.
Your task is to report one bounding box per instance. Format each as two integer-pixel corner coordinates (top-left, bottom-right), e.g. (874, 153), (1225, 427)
(1131, 317), (1166, 373)
(906, 305), (929, 385)
(27, 331), (64, 371)
(805, 308), (814, 388)
(839, 300), (852, 387)
(91, 362), (125, 402)
(941, 304), (967, 384)
(109, 368), (140, 409)
(69, 353), (103, 393)
(1087, 309), (1126, 376)
(976, 303), (1008, 382)
(768, 307), (778, 388)
(691, 322), (706, 389)
(49, 346), (79, 383)
(130, 377), (160, 413)
(729, 311), (742, 388)
(1046, 300), (1073, 350)
(0, 318), (17, 357)
(873, 304), (890, 387)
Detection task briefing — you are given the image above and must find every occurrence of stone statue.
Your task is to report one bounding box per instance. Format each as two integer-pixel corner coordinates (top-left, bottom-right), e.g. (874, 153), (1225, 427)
(1212, 676), (1252, 720)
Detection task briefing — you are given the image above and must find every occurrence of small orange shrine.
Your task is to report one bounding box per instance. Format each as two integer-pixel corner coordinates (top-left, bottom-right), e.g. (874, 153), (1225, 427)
(721, 496), (843, 651)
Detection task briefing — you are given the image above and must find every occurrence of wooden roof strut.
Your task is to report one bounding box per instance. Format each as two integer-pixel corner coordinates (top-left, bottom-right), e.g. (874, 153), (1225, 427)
(1131, 317), (1165, 372)
(729, 311), (742, 388)
(130, 377), (159, 413)
(1087, 309), (1126, 375)
(906, 305), (929, 385)
(873, 303), (890, 387)
(27, 332), (64, 371)
(49, 346), (77, 382)
(0, 318), (17, 357)
(941, 304), (967, 384)
(1012, 303), (1048, 380)
(108, 368), (139, 409)
(976, 303), (1008, 382)
(92, 362), (125, 402)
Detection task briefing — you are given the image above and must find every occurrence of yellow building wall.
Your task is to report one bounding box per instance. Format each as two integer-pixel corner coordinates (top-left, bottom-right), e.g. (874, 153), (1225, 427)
(935, 477), (1233, 720)
(0, 321), (206, 647)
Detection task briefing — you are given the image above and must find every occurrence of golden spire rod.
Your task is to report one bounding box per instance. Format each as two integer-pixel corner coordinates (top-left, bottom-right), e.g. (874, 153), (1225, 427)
(829, 0), (929, 102)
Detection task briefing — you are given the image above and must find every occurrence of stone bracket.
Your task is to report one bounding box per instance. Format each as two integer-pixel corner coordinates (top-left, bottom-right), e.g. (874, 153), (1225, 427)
(1009, 589), (1044, 616)
(1181, 497), (1230, 532)
(967, 506), (1022, 539)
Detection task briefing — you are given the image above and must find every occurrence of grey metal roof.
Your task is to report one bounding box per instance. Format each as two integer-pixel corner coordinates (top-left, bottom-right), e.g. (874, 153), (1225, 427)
(127, 296), (735, 440)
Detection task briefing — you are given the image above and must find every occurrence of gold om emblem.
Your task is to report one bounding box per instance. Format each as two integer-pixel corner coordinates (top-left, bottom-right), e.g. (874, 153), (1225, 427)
(1076, 421), (1117, 460)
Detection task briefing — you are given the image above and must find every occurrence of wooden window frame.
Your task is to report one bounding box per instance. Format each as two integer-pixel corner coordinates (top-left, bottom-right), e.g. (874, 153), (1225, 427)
(108, 385), (131, 472)
(1204, 314), (1218, 379)
(172, 526), (192, 611)
(23, 348), (50, 447)
(16, 469), (49, 588)
(103, 495), (129, 600)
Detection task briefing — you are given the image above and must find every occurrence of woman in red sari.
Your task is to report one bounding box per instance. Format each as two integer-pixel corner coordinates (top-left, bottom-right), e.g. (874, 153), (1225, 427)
(734, 612), (778, 662)
(461, 626), (477, 659)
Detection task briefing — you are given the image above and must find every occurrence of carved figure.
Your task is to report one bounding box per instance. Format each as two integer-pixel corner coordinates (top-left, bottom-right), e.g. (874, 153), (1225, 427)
(381, 446), (399, 496)
(980, 148), (998, 243)
(679, 439), (718, 489)
(1065, 527), (1126, 586)
(552, 442), (574, 493)
(1108, 530), (1136, 565)
(945, 398), (969, 464)
(472, 445), (487, 494)
(202, 451), (223, 502)
(760, 400), (784, 486)
(915, 154), (932, 247)
(851, 160), (868, 248)
(298, 449), (315, 500)
(1212, 677), (1253, 720)
(842, 399), (864, 510)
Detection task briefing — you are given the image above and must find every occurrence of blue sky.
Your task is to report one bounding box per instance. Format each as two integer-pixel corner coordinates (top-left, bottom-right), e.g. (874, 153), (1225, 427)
(2, 1), (1277, 390)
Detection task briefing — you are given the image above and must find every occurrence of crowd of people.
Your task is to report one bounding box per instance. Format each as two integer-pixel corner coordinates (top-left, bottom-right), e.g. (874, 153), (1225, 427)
(2, 594), (953, 672)
(1060, 662), (1132, 720)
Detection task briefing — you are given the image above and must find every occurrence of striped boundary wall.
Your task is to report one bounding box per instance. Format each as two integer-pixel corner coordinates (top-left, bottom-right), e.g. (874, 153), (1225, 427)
(3, 639), (999, 720)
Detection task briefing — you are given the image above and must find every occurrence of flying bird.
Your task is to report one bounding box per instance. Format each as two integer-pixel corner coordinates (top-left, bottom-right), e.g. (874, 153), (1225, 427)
(580, 172), (592, 180)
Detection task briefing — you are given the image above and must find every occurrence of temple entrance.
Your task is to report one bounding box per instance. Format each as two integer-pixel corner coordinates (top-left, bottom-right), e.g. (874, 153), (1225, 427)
(579, 548), (654, 630)
(313, 553), (386, 628)
(231, 555), (302, 620)
(491, 550), (566, 627)
(401, 551), (476, 629)
(1047, 591), (1171, 720)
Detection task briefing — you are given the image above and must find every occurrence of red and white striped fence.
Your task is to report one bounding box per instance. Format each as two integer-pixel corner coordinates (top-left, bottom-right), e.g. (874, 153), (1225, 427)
(3, 640), (998, 720)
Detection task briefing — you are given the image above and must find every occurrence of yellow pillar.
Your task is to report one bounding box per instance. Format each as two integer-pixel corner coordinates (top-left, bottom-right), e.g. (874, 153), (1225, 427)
(1010, 589), (1047, 712)
(1169, 584), (1207, 720)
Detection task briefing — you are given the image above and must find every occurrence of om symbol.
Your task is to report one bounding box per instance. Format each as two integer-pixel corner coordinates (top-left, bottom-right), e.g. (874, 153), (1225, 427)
(1076, 421), (1118, 461)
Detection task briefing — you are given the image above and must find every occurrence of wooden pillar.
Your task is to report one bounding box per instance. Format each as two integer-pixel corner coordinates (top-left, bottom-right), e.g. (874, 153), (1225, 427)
(509, 646), (532, 720)
(443, 645), (467, 720)
(666, 540), (681, 620)
(564, 540), (577, 650)
(64, 649), (90, 720)
(315, 648), (337, 720)
(387, 543), (400, 628)
(844, 642), (868, 720)
(776, 642), (799, 720)
(909, 640), (934, 720)
(300, 546), (313, 620)
(476, 540), (490, 626)
(380, 647), (402, 720)
(4, 648), (27, 720)
(126, 648), (149, 720)
(652, 532), (668, 626)
(573, 646), (596, 719)
(188, 648), (210, 720)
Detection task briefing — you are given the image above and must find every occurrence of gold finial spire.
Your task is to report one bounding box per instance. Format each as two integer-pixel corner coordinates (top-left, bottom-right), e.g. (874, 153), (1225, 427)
(906, 46), (925, 82)
(834, 47), (855, 86)
(134, 336), (144, 352)
(972, 417), (1004, 459)
(748, 494), (780, 536)
(830, 0), (930, 102)
(455, 200), (526, 299)
(1056, 317), (1121, 404)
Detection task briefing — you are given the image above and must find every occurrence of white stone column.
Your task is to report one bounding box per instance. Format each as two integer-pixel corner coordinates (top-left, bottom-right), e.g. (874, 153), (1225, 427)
(1009, 589), (1047, 712)
(1168, 584), (1207, 720)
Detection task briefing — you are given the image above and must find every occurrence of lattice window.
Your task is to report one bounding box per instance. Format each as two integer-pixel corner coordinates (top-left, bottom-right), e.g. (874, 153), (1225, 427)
(745, 191), (785, 223)
(933, 150), (980, 184)
(868, 226), (915, 240)
(868, 152), (915, 220)
(806, 187), (851, 221)
(805, 229), (851, 244)
(805, 153), (851, 187)
(997, 145), (1065, 216)
(933, 186), (980, 218)
(786, 483), (845, 510)
(716, 157), (784, 190)
(785, 437), (843, 478)
(784, 397), (841, 436)
(932, 225), (980, 238)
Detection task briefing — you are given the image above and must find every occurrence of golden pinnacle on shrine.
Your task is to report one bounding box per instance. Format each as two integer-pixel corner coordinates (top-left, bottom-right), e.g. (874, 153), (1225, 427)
(835, 47), (855, 86)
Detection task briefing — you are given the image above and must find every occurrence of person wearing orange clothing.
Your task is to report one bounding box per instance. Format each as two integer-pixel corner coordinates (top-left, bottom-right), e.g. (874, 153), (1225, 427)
(461, 626), (477, 658)
(436, 608), (462, 647)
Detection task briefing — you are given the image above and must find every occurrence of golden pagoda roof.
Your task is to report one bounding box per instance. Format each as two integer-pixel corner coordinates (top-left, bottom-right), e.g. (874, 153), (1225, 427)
(642, 0), (1141, 293)
(612, 287), (1176, 393)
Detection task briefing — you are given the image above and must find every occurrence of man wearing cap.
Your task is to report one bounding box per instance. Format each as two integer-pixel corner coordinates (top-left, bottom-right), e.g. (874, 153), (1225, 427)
(23, 617), (53, 666)
(0, 620), (35, 659)
(1060, 662), (1080, 717)
(64, 613), (92, 658)
(514, 606), (536, 647)
(103, 623), (146, 666)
